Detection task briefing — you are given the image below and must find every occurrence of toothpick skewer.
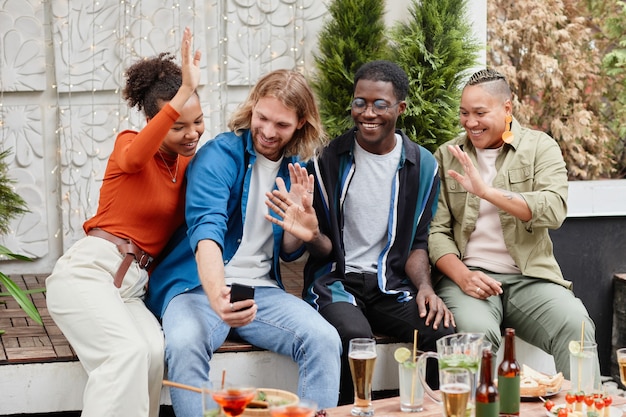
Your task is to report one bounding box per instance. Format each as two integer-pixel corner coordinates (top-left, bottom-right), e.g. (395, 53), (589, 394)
(577, 321), (585, 391)
(163, 379), (203, 393)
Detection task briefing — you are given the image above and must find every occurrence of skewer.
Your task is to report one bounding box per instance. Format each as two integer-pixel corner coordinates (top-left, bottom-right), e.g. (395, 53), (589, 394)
(163, 379), (203, 393)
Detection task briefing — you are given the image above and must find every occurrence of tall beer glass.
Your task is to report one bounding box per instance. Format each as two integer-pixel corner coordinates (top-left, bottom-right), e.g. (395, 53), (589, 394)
(348, 338), (377, 417)
(440, 368), (471, 417)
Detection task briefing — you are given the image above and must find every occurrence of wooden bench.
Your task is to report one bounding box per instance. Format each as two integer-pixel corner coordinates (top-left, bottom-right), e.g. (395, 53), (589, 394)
(0, 260), (408, 415)
(0, 259), (555, 415)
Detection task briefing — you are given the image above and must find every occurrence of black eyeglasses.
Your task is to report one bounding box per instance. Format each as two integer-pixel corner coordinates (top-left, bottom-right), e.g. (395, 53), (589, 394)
(351, 98), (400, 115)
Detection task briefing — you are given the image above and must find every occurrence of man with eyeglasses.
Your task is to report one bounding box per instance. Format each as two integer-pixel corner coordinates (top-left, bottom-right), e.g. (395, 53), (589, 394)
(265, 60), (455, 405)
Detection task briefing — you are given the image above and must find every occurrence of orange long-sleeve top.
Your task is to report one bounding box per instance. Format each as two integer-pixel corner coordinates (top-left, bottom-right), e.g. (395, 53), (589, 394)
(83, 103), (193, 257)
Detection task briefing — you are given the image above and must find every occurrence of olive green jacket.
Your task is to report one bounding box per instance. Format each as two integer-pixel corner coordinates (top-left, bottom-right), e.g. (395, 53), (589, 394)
(428, 118), (572, 288)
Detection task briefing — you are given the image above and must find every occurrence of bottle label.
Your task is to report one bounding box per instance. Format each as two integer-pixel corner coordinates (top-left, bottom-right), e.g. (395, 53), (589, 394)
(498, 375), (520, 414)
(475, 401), (500, 417)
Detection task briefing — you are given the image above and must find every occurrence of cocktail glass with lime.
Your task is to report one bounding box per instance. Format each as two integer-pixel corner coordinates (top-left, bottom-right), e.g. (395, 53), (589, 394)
(569, 340), (598, 394)
(394, 347), (425, 412)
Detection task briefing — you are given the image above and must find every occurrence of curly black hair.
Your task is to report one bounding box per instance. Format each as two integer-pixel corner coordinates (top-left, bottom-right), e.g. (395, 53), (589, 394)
(353, 60), (409, 101)
(122, 52), (182, 118)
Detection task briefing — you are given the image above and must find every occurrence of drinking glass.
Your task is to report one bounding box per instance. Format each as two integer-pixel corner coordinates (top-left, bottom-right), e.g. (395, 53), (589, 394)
(348, 338), (377, 417)
(569, 341), (597, 393)
(616, 348), (626, 387)
(417, 332), (483, 412)
(269, 399), (317, 417)
(439, 368), (471, 417)
(203, 383), (222, 417)
(211, 385), (256, 417)
(397, 350), (425, 412)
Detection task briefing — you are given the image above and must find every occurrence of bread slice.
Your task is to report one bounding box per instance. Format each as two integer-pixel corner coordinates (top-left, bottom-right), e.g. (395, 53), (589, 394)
(520, 364), (564, 396)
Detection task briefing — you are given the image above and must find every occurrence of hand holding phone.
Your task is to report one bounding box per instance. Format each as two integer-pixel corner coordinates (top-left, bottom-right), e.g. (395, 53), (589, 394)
(229, 283), (255, 311)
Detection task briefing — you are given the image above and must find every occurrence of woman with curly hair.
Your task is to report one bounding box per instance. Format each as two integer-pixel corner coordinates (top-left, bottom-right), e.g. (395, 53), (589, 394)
(145, 69), (341, 417)
(46, 27), (203, 417)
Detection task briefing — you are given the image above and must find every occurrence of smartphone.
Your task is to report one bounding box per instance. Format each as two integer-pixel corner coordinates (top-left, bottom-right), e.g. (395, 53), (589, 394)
(230, 283), (255, 304)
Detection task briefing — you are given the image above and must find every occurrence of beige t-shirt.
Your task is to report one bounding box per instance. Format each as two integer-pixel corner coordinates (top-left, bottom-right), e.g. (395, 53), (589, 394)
(463, 147), (520, 274)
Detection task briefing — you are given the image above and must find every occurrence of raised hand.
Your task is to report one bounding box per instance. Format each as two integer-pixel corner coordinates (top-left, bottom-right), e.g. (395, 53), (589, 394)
(264, 163), (319, 243)
(180, 26), (202, 92)
(168, 27), (202, 114)
(446, 145), (489, 198)
(284, 163), (314, 208)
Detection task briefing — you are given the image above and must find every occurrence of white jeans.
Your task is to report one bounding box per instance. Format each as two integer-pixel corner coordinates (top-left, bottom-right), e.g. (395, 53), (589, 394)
(46, 236), (164, 417)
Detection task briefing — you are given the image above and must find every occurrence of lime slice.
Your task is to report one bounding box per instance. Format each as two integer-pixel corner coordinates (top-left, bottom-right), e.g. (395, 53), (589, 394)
(568, 341), (581, 354)
(394, 347), (412, 363)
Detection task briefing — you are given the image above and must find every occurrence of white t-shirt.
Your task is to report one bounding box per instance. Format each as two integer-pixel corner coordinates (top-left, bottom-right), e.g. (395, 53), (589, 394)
(344, 135), (402, 273)
(224, 153), (281, 287)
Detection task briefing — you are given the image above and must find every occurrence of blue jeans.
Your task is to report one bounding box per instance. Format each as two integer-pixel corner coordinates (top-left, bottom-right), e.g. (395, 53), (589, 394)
(162, 286), (342, 417)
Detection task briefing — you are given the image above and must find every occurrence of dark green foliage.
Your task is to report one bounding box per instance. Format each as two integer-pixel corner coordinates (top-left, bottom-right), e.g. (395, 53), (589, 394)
(0, 149), (39, 331)
(0, 246), (41, 330)
(311, 0), (480, 150)
(0, 148), (28, 235)
(389, 0), (480, 152)
(311, 0), (388, 139)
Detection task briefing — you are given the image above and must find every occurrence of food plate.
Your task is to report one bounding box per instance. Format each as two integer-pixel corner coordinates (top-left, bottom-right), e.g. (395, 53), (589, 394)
(243, 388), (299, 417)
(519, 365), (564, 398)
(520, 389), (561, 401)
(545, 403), (621, 417)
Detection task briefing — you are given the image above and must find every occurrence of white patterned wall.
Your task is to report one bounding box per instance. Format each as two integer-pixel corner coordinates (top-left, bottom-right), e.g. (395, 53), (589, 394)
(0, 0), (485, 274)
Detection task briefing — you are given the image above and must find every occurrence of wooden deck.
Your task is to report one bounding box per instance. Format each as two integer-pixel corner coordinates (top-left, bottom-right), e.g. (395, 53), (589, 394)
(0, 259), (308, 365)
(0, 274), (75, 364)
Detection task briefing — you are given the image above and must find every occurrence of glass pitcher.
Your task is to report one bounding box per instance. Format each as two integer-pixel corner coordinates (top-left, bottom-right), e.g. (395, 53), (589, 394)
(417, 332), (485, 413)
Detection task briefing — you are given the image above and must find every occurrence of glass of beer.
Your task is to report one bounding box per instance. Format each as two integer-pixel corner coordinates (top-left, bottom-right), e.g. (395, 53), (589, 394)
(348, 338), (377, 417)
(439, 367), (471, 417)
(617, 348), (626, 387)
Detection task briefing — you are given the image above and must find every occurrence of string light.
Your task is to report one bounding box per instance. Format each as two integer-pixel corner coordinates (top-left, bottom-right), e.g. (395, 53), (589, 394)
(2, 0), (322, 259)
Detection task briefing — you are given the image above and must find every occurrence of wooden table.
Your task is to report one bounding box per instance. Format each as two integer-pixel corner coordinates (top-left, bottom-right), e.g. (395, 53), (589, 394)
(325, 383), (626, 417)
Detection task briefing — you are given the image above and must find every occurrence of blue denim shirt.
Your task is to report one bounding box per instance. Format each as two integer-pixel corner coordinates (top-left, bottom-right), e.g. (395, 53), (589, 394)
(146, 129), (304, 318)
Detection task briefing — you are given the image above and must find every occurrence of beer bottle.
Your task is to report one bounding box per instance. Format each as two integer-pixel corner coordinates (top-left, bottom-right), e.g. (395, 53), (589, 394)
(475, 348), (499, 417)
(498, 328), (520, 416)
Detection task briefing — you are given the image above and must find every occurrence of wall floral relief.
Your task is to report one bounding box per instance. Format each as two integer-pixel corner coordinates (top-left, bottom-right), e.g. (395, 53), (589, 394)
(225, 0), (325, 86)
(0, 0), (46, 92)
(0, 0), (327, 272)
(0, 0), (47, 259)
